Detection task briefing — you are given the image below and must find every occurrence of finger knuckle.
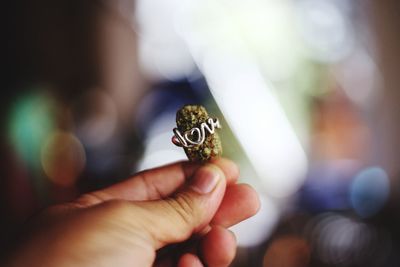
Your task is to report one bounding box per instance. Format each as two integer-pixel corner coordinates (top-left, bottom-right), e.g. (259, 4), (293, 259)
(73, 193), (103, 207)
(166, 193), (197, 227)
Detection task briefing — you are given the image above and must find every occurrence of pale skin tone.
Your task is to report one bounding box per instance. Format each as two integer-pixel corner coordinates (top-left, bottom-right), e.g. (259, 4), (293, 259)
(4, 158), (260, 267)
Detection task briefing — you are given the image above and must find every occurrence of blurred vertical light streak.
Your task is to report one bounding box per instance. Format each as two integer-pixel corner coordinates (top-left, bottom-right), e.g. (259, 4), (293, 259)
(200, 53), (308, 197)
(172, 0), (308, 197)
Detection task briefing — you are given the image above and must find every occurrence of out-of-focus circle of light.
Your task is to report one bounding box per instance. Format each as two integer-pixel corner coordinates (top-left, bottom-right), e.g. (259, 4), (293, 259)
(8, 91), (55, 168)
(41, 131), (86, 187)
(304, 213), (372, 266)
(73, 90), (118, 148)
(135, 0), (196, 81)
(230, 195), (279, 247)
(138, 38), (196, 81)
(263, 235), (311, 267)
(335, 50), (379, 108)
(350, 167), (390, 218)
(296, 0), (354, 63)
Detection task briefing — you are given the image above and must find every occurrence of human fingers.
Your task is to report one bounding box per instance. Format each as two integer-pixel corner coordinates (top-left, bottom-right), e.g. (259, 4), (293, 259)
(200, 226), (237, 267)
(177, 254), (204, 267)
(131, 164), (227, 249)
(211, 183), (260, 227)
(75, 158), (239, 206)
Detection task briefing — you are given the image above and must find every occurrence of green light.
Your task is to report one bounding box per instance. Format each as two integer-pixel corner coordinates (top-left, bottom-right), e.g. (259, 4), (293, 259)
(8, 91), (55, 169)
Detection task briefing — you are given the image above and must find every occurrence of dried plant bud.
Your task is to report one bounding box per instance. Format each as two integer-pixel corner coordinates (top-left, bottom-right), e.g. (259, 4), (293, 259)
(172, 105), (222, 161)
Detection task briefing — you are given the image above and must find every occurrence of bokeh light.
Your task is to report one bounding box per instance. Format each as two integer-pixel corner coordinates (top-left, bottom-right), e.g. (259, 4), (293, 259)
(304, 212), (392, 266)
(41, 130), (86, 187)
(350, 167), (390, 218)
(73, 89), (118, 148)
(8, 90), (55, 169)
(296, 0), (354, 63)
(263, 235), (311, 267)
(4, 1), (400, 266)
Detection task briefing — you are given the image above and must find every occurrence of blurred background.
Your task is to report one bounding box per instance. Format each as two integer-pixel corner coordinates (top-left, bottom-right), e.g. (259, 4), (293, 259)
(2, 0), (400, 266)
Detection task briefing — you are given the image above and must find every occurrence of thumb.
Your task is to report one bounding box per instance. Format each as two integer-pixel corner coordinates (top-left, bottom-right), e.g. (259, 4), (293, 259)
(134, 164), (227, 249)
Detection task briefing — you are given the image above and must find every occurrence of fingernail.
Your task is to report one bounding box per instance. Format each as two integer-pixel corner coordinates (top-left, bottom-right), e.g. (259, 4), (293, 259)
(190, 166), (220, 194)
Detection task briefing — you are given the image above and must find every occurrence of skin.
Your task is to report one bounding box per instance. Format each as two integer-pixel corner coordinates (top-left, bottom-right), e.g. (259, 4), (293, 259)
(4, 158), (260, 267)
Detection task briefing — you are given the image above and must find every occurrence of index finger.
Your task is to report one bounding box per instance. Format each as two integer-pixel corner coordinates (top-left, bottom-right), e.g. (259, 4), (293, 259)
(77, 158), (239, 205)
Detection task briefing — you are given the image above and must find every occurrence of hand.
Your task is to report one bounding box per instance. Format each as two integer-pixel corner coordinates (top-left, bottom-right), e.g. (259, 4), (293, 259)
(5, 158), (260, 267)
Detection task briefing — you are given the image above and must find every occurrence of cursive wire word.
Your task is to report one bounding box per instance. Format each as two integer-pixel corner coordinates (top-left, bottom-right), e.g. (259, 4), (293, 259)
(172, 118), (221, 148)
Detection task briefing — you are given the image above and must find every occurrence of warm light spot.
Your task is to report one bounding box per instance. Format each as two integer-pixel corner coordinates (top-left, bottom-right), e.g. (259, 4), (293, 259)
(41, 131), (86, 187)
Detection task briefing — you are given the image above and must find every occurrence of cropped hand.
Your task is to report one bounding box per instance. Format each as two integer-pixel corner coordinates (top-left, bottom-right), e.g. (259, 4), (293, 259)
(5, 158), (260, 267)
